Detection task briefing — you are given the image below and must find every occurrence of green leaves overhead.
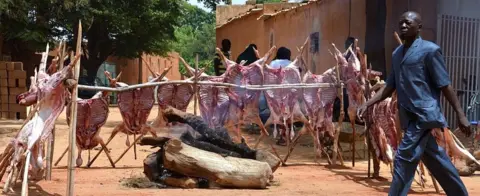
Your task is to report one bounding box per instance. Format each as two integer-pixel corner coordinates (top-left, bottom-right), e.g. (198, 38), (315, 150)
(1, 0), (183, 58)
(173, 2), (215, 76)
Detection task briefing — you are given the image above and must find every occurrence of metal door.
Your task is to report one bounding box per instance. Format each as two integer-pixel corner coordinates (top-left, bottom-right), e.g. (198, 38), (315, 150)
(437, 14), (480, 129)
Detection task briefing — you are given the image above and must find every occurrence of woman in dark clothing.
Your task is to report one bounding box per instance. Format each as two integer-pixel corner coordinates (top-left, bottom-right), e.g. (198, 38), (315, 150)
(236, 44), (259, 65)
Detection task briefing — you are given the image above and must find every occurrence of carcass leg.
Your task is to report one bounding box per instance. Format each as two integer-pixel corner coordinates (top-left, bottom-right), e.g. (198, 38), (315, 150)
(348, 107), (357, 167)
(133, 134), (137, 160)
(76, 148), (83, 167)
(114, 133), (146, 165)
(94, 134), (116, 168)
(87, 123), (123, 167)
(284, 118), (290, 148)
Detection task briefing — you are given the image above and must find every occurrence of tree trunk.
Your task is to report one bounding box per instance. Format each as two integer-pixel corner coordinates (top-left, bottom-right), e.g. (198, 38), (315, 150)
(162, 138), (273, 189)
(73, 18), (113, 99)
(365, 0), (387, 77)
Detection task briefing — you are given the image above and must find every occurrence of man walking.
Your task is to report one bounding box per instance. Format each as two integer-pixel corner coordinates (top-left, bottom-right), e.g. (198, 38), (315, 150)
(357, 11), (471, 196)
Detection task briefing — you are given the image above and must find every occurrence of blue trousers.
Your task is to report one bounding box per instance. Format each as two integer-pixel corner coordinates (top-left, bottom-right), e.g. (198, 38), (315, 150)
(389, 122), (468, 196)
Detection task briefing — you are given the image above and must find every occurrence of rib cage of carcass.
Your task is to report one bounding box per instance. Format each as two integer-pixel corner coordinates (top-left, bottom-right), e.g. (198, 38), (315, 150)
(109, 72), (168, 147)
(0, 51), (80, 187)
(302, 67), (338, 149)
(65, 88), (113, 167)
(150, 65), (204, 131)
(368, 81), (400, 165)
(263, 53), (308, 142)
(331, 44), (382, 138)
(194, 57), (234, 131)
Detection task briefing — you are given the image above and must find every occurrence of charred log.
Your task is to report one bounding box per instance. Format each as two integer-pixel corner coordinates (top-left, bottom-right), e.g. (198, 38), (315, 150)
(180, 131), (242, 158)
(162, 106), (256, 159)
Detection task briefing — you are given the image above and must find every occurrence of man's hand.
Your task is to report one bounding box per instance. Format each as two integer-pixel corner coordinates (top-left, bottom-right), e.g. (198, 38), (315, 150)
(458, 115), (472, 137)
(357, 104), (368, 120)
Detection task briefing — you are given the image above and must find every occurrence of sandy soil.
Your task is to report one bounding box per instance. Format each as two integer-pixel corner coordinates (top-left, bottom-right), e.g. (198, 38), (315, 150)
(1, 104), (480, 196)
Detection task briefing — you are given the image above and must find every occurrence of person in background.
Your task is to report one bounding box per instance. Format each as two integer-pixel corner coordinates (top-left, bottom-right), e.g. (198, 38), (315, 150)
(214, 39), (231, 76)
(344, 36), (356, 60)
(269, 46), (292, 68)
(236, 44), (259, 65)
(259, 46), (293, 145)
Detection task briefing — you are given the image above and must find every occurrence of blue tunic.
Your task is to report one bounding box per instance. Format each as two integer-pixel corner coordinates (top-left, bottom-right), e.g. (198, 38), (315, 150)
(385, 37), (468, 196)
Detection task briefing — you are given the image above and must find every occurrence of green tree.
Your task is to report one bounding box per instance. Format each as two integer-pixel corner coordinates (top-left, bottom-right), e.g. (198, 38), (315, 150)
(194, 0), (231, 11)
(1, 0), (184, 98)
(173, 3), (216, 76)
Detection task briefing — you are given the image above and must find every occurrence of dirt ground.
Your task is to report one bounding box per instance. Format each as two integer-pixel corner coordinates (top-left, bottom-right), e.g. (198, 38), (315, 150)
(1, 104), (480, 196)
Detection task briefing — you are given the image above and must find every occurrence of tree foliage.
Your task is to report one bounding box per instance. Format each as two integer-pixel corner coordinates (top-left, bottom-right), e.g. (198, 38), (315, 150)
(173, 3), (216, 76)
(1, 0), (183, 69)
(1, 0), (185, 98)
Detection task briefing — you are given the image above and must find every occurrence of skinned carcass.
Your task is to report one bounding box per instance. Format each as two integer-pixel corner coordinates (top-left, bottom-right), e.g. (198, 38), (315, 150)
(193, 57), (235, 133)
(0, 51), (81, 191)
(331, 43), (382, 166)
(263, 47), (309, 146)
(297, 66), (339, 162)
(87, 69), (170, 167)
(368, 80), (400, 166)
(221, 47), (275, 145)
(432, 128), (480, 166)
(63, 71), (121, 168)
(150, 58), (205, 131)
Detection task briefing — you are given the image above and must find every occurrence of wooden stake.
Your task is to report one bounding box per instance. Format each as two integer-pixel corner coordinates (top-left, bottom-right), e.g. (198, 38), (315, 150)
(66, 20), (82, 196)
(365, 57), (372, 178)
(194, 54), (199, 116)
(21, 150), (31, 196)
(332, 47), (345, 165)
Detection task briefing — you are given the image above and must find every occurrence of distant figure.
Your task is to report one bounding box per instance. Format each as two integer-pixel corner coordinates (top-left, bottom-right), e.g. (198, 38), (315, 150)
(236, 44), (259, 66)
(269, 47), (292, 69)
(214, 39), (231, 76)
(344, 36), (356, 60)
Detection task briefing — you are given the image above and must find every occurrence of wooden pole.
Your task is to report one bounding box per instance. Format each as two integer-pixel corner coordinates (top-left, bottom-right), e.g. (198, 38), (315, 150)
(332, 50), (345, 165)
(364, 56), (372, 178)
(194, 54), (199, 116)
(77, 81), (340, 92)
(20, 150), (31, 196)
(66, 20), (82, 196)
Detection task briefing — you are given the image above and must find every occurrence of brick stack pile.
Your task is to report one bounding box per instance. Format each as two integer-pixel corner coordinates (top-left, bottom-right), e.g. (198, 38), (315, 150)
(0, 61), (28, 120)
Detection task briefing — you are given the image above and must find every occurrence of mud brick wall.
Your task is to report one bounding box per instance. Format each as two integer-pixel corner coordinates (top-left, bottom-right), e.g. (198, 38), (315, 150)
(0, 61), (27, 120)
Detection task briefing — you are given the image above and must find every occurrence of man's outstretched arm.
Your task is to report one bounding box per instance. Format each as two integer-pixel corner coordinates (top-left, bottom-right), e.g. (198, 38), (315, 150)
(364, 85), (395, 107)
(428, 48), (471, 135)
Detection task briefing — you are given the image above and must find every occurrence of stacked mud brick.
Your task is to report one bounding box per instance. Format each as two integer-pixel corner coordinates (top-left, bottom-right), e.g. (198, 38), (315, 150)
(0, 61), (27, 120)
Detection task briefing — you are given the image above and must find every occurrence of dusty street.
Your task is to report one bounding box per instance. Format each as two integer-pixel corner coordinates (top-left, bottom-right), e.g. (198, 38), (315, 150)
(1, 105), (479, 196)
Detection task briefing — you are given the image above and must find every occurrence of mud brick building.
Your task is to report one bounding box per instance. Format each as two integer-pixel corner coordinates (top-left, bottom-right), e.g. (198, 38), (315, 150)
(216, 0), (480, 129)
(0, 61), (27, 120)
